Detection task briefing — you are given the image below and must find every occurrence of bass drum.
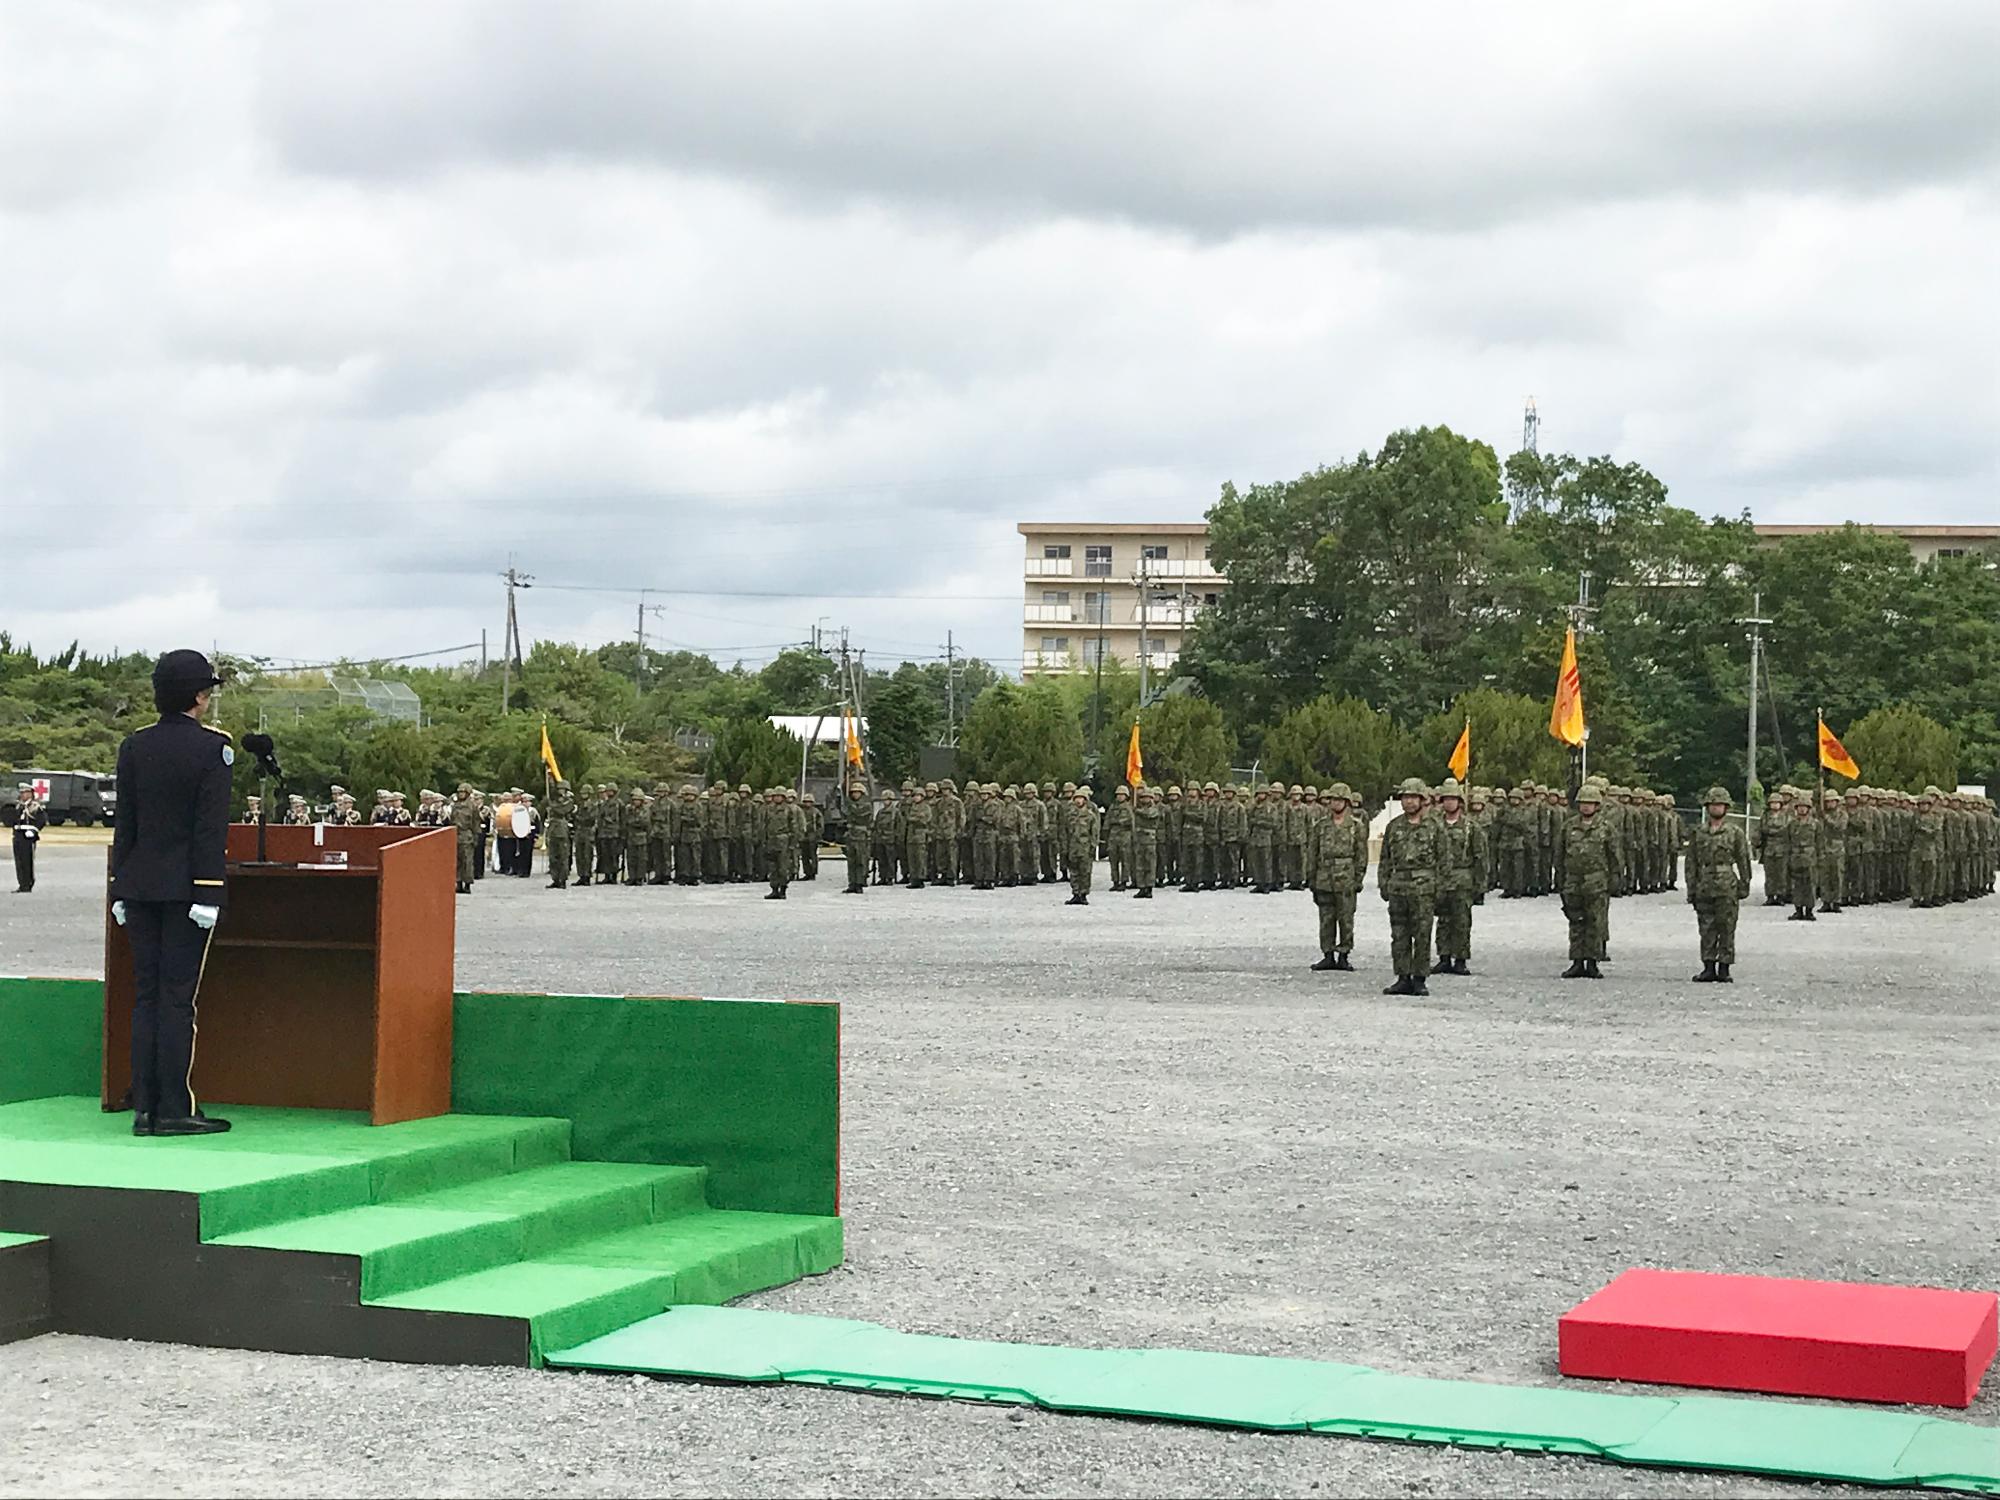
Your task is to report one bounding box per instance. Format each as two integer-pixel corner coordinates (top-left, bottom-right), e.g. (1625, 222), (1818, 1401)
(510, 806), (534, 839)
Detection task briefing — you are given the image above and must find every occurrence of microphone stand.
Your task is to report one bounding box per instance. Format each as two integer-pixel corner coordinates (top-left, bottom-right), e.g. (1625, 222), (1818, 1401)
(239, 761), (297, 868)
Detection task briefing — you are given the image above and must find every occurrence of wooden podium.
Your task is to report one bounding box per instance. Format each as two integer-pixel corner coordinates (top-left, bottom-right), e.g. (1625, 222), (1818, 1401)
(103, 824), (457, 1124)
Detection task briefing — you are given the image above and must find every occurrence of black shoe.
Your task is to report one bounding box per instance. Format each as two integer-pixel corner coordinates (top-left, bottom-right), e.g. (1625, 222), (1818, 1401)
(1453, 959), (1471, 976)
(1134, 889), (1152, 899)
(153, 1112), (231, 1136)
(1584, 960), (1602, 978)
(1787, 908), (1807, 921)
(131, 1112), (155, 1136)
(1407, 976), (1430, 996)
(1336, 953), (1354, 971)
(1561, 961), (1587, 979)
(1311, 953), (1338, 971)
(1065, 895), (1086, 906)
(1382, 975), (1412, 995)
(1693, 961), (1716, 982)
(764, 890), (784, 899)
(844, 885), (864, 895)
(1716, 963), (1733, 982)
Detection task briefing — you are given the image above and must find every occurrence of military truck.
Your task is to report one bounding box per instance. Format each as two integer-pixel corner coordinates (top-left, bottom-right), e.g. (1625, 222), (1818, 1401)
(2, 769), (117, 826)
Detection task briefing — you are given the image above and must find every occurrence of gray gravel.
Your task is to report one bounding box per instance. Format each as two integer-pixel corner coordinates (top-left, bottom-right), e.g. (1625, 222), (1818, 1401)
(3, 843), (1996, 1498)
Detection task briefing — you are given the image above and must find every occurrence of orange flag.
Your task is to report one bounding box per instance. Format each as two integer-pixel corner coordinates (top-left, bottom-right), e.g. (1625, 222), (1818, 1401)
(1448, 718), (1470, 781)
(1126, 721), (1144, 786)
(843, 707), (864, 767)
(539, 719), (563, 782)
(1818, 714), (1859, 779)
(1549, 627), (1585, 747)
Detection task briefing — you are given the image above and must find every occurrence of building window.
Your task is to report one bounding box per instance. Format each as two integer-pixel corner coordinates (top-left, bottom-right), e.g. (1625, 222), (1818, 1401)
(1042, 590), (1070, 605)
(1083, 590), (1109, 620)
(1142, 636), (1171, 655)
(1078, 639), (1106, 666)
(1040, 636), (1069, 653)
(1085, 544), (1113, 577)
(1043, 544), (1071, 560)
(1937, 548), (1967, 559)
(1141, 544), (1168, 562)
(1203, 544), (1213, 560)
(1203, 592), (1220, 607)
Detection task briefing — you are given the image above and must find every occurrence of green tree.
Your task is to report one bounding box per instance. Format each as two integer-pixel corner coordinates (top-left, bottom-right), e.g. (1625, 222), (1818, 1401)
(960, 680), (1082, 787)
(1259, 696), (1412, 810)
(1408, 688), (1567, 789)
(707, 717), (803, 791)
(1137, 694), (1234, 787)
(863, 678), (938, 784)
(1840, 704), (1959, 793)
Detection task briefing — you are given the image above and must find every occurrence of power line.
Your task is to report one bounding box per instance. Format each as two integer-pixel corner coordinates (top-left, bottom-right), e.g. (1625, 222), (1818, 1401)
(532, 580), (1019, 602)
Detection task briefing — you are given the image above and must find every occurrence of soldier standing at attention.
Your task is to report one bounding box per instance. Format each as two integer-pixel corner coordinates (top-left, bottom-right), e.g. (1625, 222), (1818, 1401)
(929, 782), (955, 886)
(1377, 777), (1445, 996)
(841, 783), (873, 894)
(872, 787), (899, 885)
(763, 787), (800, 899)
(673, 786), (701, 882)
(544, 780), (575, 889)
(109, 650), (232, 1137)
(967, 784), (996, 890)
(1306, 782), (1369, 972)
(1759, 789), (1790, 904)
(590, 784), (619, 883)
(1104, 784), (1134, 890)
(572, 782), (597, 887)
(1686, 787), (1752, 982)
(7, 785), (46, 893)
(1431, 778), (1485, 976)
(451, 783), (480, 893)
(649, 783), (676, 884)
(1784, 795), (1818, 921)
(903, 785), (933, 889)
(799, 791), (824, 880)
(623, 788), (651, 886)
(1063, 787), (1099, 905)
(1160, 785), (1183, 886)
(1555, 785), (1613, 978)
(1132, 784), (1161, 898)
(1816, 788), (1847, 913)
(992, 785), (1020, 886)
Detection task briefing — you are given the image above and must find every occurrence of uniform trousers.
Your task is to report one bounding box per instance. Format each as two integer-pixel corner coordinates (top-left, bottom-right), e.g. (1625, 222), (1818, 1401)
(1434, 891), (1474, 960)
(1562, 892), (1609, 960)
(1693, 898), (1739, 963)
(1385, 891), (1435, 976)
(125, 901), (210, 1119)
(1314, 888), (1357, 954)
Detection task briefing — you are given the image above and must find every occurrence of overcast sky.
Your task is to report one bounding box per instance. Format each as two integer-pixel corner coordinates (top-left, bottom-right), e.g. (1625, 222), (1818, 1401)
(4, 2), (1995, 675)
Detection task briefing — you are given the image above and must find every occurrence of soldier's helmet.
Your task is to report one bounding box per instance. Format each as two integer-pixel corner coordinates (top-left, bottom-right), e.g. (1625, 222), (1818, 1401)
(1002, 786), (1017, 798)
(1397, 776), (1430, 798)
(925, 782), (939, 794)
(943, 779), (957, 793)
(1304, 786), (1318, 798)
(1114, 785), (1130, 798)
(456, 781), (473, 795)
(1072, 787), (1089, 801)
(681, 785), (697, 798)
(1703, 786), (1733, 808)
(1326, 782), (1352, 803)
(1167, 785), (1182, 798)
(1436, 777), (1465, 800)
(1922, 786), (1941, 799)
(849, 783), (866, 798)
(785, 788), (799, 801)
(1042, 781), (1056, 793)
(801, 791), (815, 804)
(883, 787), (898, 799)
(1204, 781), (1220, 793)
(1577, 786), (1602, 805)
(1061, 781), (1076, 794)
(738, 784), (752, 795)
(911, 787), (925, 800)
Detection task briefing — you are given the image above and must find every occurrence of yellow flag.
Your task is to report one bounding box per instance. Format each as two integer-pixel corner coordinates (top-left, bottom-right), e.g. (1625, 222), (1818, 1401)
(1818, 714), (1859, 779)
(844, 707), (864, 767)
(1549, 627), (1585, 747)
(1126, 721), (1144, 786)
(539, 719), (563, 781)
(1448, 718), (1470, 781)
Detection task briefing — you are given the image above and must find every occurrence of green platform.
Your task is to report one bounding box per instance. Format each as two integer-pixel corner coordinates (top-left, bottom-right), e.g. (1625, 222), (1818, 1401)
(0, 1097), (841, 1365)
(550, 1308), (2000, 1494)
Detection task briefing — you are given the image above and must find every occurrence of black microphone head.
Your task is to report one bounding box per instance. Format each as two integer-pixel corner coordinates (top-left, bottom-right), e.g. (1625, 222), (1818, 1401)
(244, 733), (274, 756)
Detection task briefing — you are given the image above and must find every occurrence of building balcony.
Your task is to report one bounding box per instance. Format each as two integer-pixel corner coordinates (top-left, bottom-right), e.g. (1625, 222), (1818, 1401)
(1133, 559), (1221, 581)
(1024, 603), (1080, 623)
(1024, 557), (1074, 578)
(1133, 604), (1201, 626)
(1142, 652), (1181, 672)
(1022, 650), (1073, 672)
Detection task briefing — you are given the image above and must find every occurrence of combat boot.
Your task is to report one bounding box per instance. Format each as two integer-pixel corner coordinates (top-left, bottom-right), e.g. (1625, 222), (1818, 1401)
(1406, 974), (1430, 996)
(1716, 963), (1733, 982)
(1584, 959), (1602, 978)
(1335, 953), (1354, 971)
(1560, 960), (1587, 979)
(764, 888), (785, 900)
(1311, 952), (1338, 971)
(1452, 958), (1471, 975)
(1693, 961), (1716, 982)
(1134, 888), (1152, 899)
(1065, 894), (1087, 906)
(1381, 975), (1411, 995)
(1817, 900), (1834, 913)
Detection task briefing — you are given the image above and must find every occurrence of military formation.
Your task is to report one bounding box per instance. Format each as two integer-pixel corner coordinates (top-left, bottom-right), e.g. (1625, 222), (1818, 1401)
(1752, 783), (1994, 916)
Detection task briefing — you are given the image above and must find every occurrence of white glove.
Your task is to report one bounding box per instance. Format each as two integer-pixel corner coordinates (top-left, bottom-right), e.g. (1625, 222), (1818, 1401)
(112, 900), (128, 927)
(189, 904), (220, 930)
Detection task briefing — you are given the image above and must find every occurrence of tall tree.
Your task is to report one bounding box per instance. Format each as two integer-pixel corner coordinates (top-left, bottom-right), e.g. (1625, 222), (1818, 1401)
(1259, 695), (1412, 810)
(1137, 694), (1235, 787)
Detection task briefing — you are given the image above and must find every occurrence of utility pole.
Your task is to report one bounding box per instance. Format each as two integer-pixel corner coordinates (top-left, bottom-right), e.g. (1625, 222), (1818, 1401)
(634, 589), (666, 691)
(499, 561), (532, 715)
(1089, 592), (1107, 775)
(1564, 570), (1596, 783)
(1741, 590), (1772, 825)
(944, 630), (957, 748)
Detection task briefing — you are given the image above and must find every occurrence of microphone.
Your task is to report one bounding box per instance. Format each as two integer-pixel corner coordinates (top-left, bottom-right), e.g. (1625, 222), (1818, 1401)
(243, 733), (284, 779)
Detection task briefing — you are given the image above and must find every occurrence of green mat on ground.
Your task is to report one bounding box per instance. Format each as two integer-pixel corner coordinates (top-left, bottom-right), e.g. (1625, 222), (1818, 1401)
(548, 1308), (2000, 1494)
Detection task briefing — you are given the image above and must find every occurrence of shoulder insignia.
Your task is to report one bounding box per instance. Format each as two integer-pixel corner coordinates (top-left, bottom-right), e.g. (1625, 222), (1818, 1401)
(221, 744), (234, 766)
(201, 724), (234, 740)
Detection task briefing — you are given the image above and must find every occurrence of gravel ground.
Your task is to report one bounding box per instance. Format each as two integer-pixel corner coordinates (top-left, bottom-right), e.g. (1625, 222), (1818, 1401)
(3, 843), (1996, 1498)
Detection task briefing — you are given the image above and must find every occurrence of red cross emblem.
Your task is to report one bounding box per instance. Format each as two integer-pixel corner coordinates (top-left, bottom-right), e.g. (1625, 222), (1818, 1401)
(28, 778), (51, 802)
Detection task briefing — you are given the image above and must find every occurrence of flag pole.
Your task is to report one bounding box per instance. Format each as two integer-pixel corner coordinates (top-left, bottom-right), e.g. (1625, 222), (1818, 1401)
(1815, 706), (1824, 816)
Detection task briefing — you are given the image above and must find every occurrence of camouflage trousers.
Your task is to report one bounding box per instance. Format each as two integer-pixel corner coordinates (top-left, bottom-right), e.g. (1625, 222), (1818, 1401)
(1498, 845), (1525, 896)
(930, 835), (955, 883)
(765, 844), (792, 893)
(1221, 839), (1245, 887)
(1314, 889), (1357, 955)
(1385, 891), (1435, 976)
(456, 837), (476, 888)
(1561, 892), (1609, 960)
(1694, 898), (1739, 963)
(546, 828), (571, 886)
(624, 839), (648, 885)
(676, 837), (700, 883)
(1179, 836), (1204, 887)
(574, 834), (594, 884)
(1434, 892), (1474, 961)
(596, 837), (622, 881)
(1069, 853), (1093, 900)
(1041, 836), (1058, 881)
(1133, 835), (1157, 892)
(1786, 858), (1816, 908)
(902, 834), (930, 882)
(1817, 848), (1845, 905)
(1108, 833), (1130, 887)
(973, 833), (998, 886)
(649, 836), (670, 882)
(1249, 841), (1275, 889)
(844, 840), (869, 890)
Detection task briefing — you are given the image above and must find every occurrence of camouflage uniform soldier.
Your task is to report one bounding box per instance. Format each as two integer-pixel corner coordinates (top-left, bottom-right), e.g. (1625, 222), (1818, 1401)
(1686, 787), (1752, 982)
(1063, 788), (1098, 905)
(450, 783), (480, 894)
(734, 784), (759, 882)
(995, 786), (1022, 886)
(1161, 786), (1183, 885)
(1758, 789), (1790, 904)
(842, 784), (873, 894)
(1306, 782), (1369, 971)
(763, 788), (800, 900)
(1909, 788), (1944, 907)
(1555, 786), (1613, 978)
(1816, 789), (1847, 913)
(648, 783), (675, 884)
(1784, 796), (1818, 920)
(1432, 778), (1486, 976)
(1217, 784), (1247, 888)
(1843, 788), (1870, 903)
(1246, 785), (1279, 893)
(1176, 784), (1205, 892)
(931, 781), (959, 886)
(872, 788), (899, 886)
(1105, 785), (1134, 890)
(673, 787), (701, 883)
(592, 784), (622, 884)
(971, 784), (1000, 890)
(799, 791), (824, 880)
(572, 782), (597, 887)
(903, 786), (933, 889)
(1132, 785), (1161, 898)
(623, 789), (651, 886)
(544, 780), (575, 889)
(1378, 778), (1444, 995)
(1038, 783), (1060, 882)
(1497, 788), (1527, 897)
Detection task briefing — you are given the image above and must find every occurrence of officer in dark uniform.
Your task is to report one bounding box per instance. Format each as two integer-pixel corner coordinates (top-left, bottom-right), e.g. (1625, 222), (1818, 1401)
(6, 787), (46, 892)
(109, 650), (235, 1137)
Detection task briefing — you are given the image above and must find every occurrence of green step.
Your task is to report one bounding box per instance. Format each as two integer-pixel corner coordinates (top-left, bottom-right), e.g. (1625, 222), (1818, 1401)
(210, 1161), (709, 1298)
(373, 1210), (843, 1361)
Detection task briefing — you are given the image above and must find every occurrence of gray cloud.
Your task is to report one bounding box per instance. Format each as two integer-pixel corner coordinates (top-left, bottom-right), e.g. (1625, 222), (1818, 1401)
(1, 1), (1994, 672)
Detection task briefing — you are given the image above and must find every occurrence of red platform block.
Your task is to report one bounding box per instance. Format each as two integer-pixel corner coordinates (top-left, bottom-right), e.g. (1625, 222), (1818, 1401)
(1559, 1269), (1998, 1408)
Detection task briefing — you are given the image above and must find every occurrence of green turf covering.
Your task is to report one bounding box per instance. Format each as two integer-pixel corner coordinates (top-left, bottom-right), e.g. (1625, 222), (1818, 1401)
(548, 1309), (2000, 1494)
(0, 978), (101, 1106)
(451, 991), (840, 1217)
(0, 1096), (842, 1365)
